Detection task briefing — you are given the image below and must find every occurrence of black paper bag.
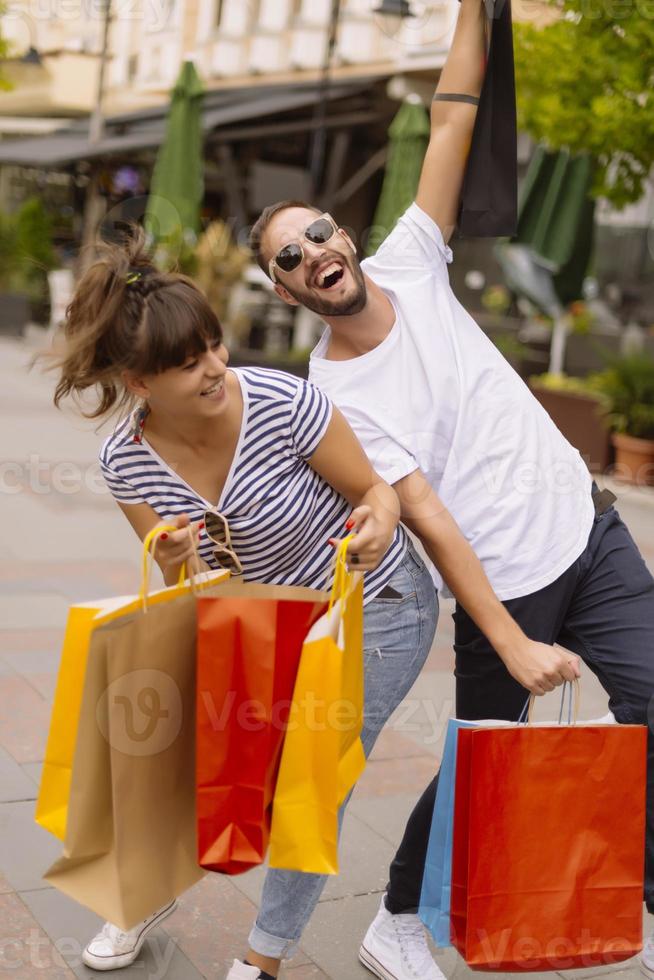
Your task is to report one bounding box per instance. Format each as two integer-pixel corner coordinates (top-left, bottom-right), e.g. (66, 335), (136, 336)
(457, 0), (518, 237)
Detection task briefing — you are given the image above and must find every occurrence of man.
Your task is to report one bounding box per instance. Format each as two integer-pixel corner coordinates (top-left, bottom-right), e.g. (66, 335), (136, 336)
(248, 0), (654, 976)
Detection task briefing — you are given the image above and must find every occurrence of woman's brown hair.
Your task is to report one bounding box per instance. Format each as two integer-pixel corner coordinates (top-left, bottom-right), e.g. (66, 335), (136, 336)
(52, 226), (222, 420)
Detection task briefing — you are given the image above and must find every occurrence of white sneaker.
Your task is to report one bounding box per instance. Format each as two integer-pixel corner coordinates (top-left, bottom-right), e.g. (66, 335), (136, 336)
(360, 897), (446, 980)
(641, 931), (654, 980)
(82, 900), (178, 971)
(225, 962), (263, 979)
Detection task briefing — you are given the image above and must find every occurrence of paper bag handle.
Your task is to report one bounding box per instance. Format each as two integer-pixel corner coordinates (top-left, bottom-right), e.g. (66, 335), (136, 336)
(519, 678), (581, 726)
(328, 534), (355, 616)
(140, 523), (199, 609)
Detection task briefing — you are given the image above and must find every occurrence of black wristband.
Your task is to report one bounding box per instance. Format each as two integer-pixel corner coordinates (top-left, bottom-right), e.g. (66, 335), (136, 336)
(433, 93), (480, 106)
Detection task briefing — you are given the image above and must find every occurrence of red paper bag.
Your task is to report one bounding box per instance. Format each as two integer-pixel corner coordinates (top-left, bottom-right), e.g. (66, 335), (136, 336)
(451, 725), (646, 971)
(196, 582), (327, 874)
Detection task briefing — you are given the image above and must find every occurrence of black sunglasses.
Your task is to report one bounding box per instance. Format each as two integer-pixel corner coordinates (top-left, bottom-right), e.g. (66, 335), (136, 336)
(268, 213), (339, 283)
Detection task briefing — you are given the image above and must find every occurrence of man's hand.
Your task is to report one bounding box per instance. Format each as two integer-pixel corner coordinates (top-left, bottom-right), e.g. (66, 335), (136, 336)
(500, 641), (581, 696)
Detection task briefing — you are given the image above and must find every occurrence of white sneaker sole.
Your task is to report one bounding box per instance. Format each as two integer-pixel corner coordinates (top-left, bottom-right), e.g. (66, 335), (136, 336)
(641, 959), (654, 980)
(82, 900), (178, 971)
(359, 943), (400, 980)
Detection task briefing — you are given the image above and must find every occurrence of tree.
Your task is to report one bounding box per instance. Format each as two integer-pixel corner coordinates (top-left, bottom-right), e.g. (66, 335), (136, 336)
(513, 2), (654, 208)
(0, 7), (12, 91)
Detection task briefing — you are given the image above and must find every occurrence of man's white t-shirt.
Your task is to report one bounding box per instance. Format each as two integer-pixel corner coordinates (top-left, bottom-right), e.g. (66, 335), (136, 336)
(309, 203), (594, 600)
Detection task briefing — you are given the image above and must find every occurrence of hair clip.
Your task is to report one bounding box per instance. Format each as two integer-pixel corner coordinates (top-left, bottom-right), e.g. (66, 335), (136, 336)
(125, 270), (143, 286)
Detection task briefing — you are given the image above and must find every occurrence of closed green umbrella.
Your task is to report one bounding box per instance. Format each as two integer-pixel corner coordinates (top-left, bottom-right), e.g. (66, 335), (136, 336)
(495, 145), (597, 373)
(514, 145), (596, 306)
(145, 61), (204, 259)
(366, 98), (430, 256)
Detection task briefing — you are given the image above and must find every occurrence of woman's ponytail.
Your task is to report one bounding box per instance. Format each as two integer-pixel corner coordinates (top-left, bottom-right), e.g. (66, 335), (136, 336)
(52, 227), (161, 419)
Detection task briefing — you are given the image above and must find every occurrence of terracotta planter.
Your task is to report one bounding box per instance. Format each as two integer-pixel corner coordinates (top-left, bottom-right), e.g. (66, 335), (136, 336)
(611, 433), (654, 486)
(530, 384), (612, 474)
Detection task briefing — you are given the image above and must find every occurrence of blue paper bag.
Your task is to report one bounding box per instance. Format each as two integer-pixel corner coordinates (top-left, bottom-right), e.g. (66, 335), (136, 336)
(418, 718), (476, 946)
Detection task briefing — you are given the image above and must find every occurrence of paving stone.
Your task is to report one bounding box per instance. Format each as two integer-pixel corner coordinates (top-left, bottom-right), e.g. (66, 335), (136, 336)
(368, 728), (434, 762)
(4, 494), (144, 564)
(424, 642), (456, 672)
(0, 629), (63, 654)
(160, 874), (262, 977)
(285, 963), (330, 978)
(0, 870), (13, 893)
(349, 792), (419, 848)
(0, 800), (61, 892)
(229, 811), (396, 911)
(0, 891), (76, 978)
(21, 762), (43, 788)
(0, 675), (51, 763)
(3, 648), (62, 675)
(0, 746), (39, 802)
(21, 887), (204, 980)
(24, 672), (58, 701)
(385, 668), (455, 755)
(353, 755), (438, 799)
(0, 593), (71, 631)
(296, 892), (383, 979)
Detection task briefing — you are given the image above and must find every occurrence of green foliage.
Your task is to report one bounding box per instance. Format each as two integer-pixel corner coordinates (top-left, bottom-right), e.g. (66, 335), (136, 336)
(513, 5), (654, 208)
(0, 198), (56, 301)
(592, 354), (654, 438)
(530, 371), (610, 402)
(0, 7), (12, 91)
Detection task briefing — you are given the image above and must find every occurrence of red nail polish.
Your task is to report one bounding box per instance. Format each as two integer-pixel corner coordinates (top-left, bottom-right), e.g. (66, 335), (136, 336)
(198, 522), (205, 530)
(345, 519), (354, 530)
(160, 532), (168, 541)
(328, 539), (336, 547)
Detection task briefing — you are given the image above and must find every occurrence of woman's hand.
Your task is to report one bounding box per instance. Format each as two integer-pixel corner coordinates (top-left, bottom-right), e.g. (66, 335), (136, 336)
(152, 513), (204, 583)
(330, 504), (395, 572)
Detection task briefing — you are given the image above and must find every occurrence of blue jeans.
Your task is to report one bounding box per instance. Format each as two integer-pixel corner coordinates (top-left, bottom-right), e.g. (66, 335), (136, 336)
(248, 543), (438, 959)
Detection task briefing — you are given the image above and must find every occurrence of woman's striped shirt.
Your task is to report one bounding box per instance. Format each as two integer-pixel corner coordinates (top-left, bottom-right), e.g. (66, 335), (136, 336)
(99, 367), (408, 603)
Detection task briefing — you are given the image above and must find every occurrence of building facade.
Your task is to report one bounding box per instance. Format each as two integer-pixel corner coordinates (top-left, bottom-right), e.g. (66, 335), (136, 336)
(0, 0), (461, 119)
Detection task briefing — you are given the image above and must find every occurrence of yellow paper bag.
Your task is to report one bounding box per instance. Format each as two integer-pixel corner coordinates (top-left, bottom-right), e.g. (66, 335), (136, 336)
(36, 526), (228, 840)
(269, 538), (365, 875)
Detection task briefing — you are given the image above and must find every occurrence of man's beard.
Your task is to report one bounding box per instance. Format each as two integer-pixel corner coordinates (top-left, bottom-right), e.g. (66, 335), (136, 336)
(283, 254), (367, 317)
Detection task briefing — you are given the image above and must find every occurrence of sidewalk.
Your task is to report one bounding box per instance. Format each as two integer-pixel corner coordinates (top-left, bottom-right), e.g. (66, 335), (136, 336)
(0, 334), (652, 980)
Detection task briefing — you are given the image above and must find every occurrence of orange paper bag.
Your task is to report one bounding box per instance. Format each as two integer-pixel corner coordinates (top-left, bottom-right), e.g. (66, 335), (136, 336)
(451, 724), (646, 971)
(196, 582), (327, 875)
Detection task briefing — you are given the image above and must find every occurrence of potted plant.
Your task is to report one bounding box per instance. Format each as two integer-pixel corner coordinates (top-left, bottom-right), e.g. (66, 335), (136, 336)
(0, 198), (56, 333)
(593, 354), (654, 486)
(529, 372), (612, 473)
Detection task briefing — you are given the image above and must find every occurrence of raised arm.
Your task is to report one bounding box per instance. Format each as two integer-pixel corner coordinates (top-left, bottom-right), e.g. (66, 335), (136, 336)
(416, 0), (488, 242)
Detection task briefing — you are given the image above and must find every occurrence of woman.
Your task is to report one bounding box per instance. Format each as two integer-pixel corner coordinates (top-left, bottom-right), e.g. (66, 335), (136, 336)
(52, 228), (438, 979)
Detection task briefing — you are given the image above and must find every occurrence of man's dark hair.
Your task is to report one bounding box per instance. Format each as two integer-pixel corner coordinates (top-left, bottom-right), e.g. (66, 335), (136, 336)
(249, 200), (321, 277)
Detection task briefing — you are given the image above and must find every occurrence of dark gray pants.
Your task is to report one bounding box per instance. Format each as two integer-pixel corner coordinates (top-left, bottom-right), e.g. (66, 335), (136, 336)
(387, 498), (654, 914)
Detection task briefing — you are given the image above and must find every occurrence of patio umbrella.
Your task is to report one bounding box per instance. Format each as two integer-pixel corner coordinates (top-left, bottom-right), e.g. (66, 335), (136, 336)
(145, 60), (204, 258)
(495, 145), (596, 372)
(513, 145), (596, 306)
(366, 97), (430, 256)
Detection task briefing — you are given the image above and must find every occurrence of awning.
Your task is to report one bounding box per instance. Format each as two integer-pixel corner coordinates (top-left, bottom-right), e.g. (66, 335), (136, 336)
(0, 77), (386, 168)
